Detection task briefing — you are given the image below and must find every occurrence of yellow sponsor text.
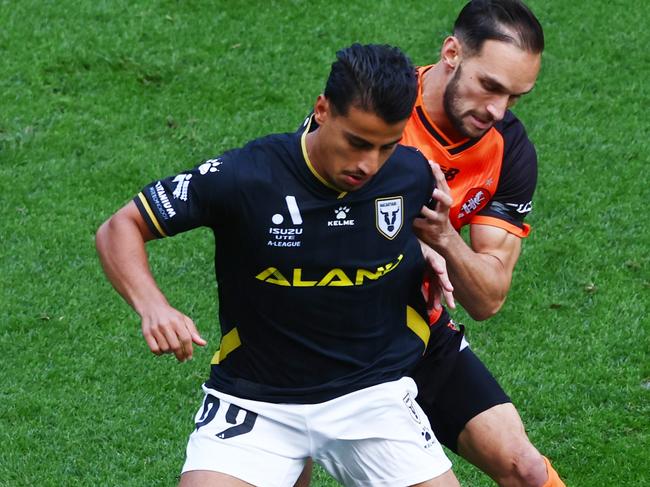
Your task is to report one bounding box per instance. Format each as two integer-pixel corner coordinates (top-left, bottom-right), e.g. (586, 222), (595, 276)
(255, 254), (404, 287)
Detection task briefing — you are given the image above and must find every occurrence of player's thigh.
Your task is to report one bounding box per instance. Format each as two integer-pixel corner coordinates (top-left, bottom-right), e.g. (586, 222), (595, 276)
(412, 468), (461, 487)
(418, 347), (510, 452)
(179, 470), (255, 487)
(182, 389), (307, 487)
(457, 402), (535, 471)
(293, 458), (312, 487)
(459, 403), (550, 485)
(314, 378), (452, 486)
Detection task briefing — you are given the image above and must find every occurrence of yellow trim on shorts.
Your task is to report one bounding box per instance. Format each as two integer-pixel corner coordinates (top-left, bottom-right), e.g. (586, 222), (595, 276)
(137, 192), (167, 237)
(406, 306), (430, 350)
(211, 327), (241, 364)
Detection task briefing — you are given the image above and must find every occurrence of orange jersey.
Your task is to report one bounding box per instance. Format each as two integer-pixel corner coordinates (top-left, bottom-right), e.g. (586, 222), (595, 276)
(403, 66), (538, 325)
(402, 65), (537, 238)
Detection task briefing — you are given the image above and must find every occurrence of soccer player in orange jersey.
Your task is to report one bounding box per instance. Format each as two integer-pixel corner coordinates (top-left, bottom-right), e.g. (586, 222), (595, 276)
(409, 1), (565, 486)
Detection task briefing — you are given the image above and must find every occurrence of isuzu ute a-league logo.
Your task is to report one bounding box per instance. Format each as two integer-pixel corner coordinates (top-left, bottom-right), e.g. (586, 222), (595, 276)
(268, 195), (303, 247)
(375, 197), (403, 240)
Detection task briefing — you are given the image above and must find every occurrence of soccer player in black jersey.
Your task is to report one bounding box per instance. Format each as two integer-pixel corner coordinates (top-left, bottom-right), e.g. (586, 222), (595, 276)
(96, 44), (460, 486)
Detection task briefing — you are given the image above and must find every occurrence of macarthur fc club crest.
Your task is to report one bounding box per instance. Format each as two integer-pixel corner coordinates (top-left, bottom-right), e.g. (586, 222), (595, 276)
(375, 197), (403, 240)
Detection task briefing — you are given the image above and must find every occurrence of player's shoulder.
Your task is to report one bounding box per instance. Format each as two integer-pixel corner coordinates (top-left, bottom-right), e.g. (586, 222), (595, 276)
(382, 145), (433, 196)
(493, 111), (532, 145)
(492, 110), (537, 170)
(391, 144), (431, 179)
(487, 111), (537, 207)
(393, 144), (429, 166)
(200, 132), (299, 194)
(221, 132), (298, 171)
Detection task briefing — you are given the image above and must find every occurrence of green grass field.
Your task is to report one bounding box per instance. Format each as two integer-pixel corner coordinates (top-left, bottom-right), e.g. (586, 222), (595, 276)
(2, 1), (648, 485)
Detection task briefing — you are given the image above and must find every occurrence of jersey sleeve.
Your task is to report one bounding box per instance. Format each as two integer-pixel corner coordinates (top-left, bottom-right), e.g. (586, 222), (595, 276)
(399, 144), (436, 206)
(133, 153), (239, 238)
(473, 113), (538, 237)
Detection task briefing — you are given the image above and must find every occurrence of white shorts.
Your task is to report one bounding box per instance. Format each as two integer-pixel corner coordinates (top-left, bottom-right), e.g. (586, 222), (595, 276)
(182, 377), (452, 487)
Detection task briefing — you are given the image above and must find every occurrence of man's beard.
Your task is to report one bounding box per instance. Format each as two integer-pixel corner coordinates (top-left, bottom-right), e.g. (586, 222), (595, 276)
(443, 65), (491, 139)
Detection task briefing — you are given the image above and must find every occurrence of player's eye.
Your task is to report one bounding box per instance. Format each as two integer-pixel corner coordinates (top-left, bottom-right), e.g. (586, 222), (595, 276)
(348, 138), (371, 149)
(481, 80), (500, 93)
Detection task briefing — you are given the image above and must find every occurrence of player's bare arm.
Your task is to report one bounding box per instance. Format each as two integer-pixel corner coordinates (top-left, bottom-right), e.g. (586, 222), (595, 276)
(96, 201), (206, 361)
(414, 163), (521, 320)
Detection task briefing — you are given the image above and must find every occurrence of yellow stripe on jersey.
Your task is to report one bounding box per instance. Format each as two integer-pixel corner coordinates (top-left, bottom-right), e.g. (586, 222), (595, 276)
(137, 192), (168, 237)
(406, 305), (430, 350)
(300, 116), (348, 199)
(210, 327), (241, 364)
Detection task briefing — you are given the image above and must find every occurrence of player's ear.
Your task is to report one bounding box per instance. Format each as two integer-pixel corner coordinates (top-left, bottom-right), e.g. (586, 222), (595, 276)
(314, 94), (330, 125)
(441, 36), (462, 69)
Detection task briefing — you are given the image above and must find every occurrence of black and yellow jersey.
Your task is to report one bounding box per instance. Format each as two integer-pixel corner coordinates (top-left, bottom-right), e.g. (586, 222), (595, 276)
(134, 118), (436, 404)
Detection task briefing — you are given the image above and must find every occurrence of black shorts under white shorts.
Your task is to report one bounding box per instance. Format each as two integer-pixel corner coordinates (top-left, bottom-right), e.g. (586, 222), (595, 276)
(411, 321), (511, 453)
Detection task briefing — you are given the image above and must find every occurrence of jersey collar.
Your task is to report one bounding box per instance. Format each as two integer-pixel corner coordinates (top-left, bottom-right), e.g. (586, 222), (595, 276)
(300, 114), (348, 200)
(415, 65), (485, 155)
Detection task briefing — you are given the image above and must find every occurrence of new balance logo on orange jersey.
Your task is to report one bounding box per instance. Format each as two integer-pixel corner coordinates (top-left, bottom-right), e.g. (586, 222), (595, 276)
(439, 164), (460, 181)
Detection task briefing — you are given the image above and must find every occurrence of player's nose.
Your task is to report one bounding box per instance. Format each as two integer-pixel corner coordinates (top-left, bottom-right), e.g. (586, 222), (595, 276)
(357, 149), (383, 176)
(486, 95), (509, 122)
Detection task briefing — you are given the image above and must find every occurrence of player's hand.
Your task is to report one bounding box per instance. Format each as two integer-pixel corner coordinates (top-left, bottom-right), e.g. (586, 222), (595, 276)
(419, 240), (455, 311)
(414, 162), (455, 247)
(140, 304), (207, 362)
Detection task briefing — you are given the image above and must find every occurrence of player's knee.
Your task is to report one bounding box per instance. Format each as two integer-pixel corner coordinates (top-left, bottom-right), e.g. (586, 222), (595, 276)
(499, 441), (547, 487)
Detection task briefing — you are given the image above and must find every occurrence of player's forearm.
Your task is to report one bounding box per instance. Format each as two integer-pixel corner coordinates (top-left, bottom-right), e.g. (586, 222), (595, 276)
(432, 230), (511, 320)
(95, 214), (168, 317)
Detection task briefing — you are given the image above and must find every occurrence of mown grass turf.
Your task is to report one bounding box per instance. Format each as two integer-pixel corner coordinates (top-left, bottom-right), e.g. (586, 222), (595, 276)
(1, 1), (648, 485)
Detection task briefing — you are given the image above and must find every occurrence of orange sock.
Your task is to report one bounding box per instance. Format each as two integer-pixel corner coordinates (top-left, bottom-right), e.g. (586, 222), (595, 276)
(541, 456), (566, 487)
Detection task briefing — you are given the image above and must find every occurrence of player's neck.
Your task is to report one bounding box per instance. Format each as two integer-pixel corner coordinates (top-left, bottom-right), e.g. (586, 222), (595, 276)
(305, 130), (325, 178)
(422, 64), (466, 143)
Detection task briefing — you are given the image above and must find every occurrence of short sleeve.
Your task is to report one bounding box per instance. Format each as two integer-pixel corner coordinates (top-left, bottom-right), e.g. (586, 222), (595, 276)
(473, 114), (537, 237)
(133, 154), (238, 238)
